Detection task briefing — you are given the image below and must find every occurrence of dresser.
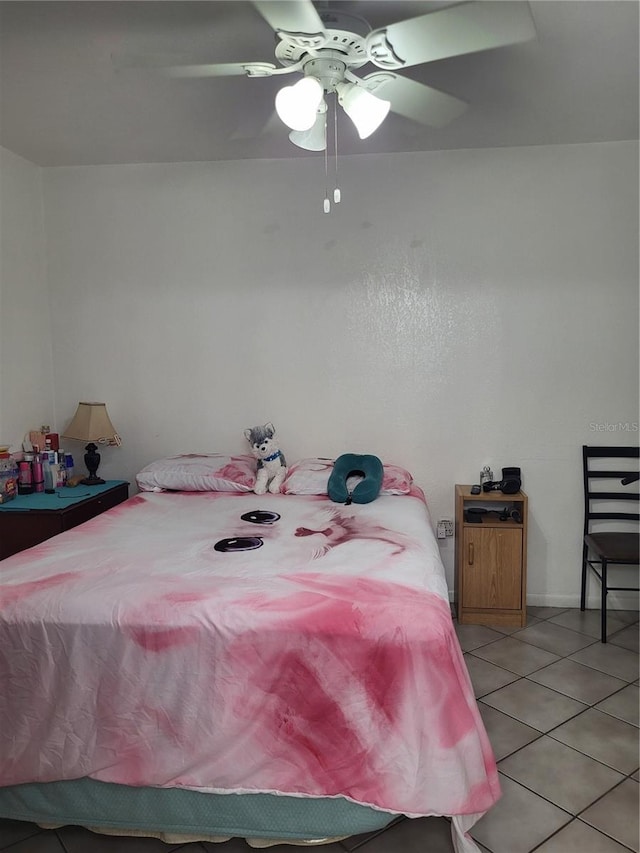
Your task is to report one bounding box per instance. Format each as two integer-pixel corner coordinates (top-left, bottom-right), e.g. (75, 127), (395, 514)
(0, 480), (129, 560)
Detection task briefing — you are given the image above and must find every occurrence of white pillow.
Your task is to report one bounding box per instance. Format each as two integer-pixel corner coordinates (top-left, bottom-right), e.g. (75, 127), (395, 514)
(136, 454), (256, 492)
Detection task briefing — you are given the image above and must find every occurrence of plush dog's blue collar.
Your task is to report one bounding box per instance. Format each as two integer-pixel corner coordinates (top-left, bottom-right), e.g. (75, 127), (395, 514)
(263, 450), (282, 463)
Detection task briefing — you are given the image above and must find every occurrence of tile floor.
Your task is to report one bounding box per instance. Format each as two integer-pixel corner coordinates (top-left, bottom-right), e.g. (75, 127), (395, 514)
(1, 607), (638, 853)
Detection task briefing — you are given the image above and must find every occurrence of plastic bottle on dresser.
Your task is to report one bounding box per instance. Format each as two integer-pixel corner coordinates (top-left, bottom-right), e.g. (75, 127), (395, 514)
(32, 453), (44, 493)
(0, 453), (18, 503)
(42, 455), (55, 494)
(56, 449), (66, 487)
(65, 453), (74, 481)
(18, 458), (34, 495)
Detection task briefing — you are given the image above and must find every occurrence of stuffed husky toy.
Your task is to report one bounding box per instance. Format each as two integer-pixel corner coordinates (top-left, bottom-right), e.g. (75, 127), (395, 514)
(244, 423), (287, 495)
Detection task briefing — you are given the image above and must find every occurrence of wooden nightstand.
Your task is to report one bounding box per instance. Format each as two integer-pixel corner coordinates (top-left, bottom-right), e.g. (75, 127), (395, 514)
(0, 480), (129, 560)
(454, 484), (528, 627)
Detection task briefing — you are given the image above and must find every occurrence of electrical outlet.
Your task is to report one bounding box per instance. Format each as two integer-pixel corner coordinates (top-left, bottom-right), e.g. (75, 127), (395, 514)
(436, 521), (446, 539)
(442, 518), (454, 537)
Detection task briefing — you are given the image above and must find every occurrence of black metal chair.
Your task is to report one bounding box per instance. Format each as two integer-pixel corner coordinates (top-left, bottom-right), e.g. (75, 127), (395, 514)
(581, 445), (639, 642)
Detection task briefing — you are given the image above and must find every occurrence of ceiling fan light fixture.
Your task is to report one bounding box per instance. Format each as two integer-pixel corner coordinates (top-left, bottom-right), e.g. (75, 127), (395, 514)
(289, 102), (327, 151)
(336, 82), (391, 139)
(275, 76), (324, 132)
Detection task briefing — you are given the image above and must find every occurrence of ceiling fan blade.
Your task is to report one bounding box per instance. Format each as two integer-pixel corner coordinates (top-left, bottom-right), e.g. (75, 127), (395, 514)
(251, 0), (324, 34)
(363, 72), (467, 129)
(366, 1), (536, 70)
(163, 62), (280, 79)
(113, 52), (300, 79)
(112, 51), (272, 76)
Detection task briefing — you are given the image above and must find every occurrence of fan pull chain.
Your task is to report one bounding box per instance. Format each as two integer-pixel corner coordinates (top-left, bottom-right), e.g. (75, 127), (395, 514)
(333, 94), (341, 204)
(323, 129), (330, 213)
(323, 100), (331, 213)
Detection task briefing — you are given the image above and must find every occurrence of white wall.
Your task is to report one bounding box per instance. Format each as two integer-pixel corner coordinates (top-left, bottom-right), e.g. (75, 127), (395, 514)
(39, 140), (639, 606)
(0, 147), (54, 447)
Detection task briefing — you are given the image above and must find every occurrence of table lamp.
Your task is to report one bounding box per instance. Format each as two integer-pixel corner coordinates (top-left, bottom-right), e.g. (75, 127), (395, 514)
(62, 402), (121, 485)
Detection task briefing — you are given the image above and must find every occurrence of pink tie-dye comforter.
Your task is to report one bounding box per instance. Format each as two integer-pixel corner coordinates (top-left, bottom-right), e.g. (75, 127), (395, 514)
(0, 490), (498, 828)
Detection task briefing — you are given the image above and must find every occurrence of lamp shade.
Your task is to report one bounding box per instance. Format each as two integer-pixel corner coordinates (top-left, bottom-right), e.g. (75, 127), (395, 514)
(289, 102), (327, 151)
(62, 402), (121, 446)
(336, 82), (391, 139)
(275, 76), (324, 132)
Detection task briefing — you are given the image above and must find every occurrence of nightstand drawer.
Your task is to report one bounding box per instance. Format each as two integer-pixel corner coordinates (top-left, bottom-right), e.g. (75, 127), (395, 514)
(61, 483), (129, 530)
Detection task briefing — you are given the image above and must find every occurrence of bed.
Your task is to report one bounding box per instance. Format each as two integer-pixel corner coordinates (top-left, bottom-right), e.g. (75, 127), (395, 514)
(0, 455), (500, 853)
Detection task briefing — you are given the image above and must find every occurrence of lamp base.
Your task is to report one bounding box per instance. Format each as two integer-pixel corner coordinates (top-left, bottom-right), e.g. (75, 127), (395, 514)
(83, 442), (104, 486)
(81, 475), (105, 486)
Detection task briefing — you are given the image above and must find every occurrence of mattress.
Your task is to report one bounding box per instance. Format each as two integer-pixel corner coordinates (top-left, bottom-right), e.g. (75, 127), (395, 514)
(0, 489), (499, 851)
(0, 778), (395, 844)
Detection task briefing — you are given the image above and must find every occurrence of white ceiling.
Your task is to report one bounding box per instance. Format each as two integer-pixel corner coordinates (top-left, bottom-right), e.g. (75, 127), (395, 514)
(0, 0), (638, 167)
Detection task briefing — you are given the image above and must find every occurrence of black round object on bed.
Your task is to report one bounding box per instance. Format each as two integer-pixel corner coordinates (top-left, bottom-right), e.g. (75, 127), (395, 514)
(241, 510), (281, 525)
(214, 537), (264, 552)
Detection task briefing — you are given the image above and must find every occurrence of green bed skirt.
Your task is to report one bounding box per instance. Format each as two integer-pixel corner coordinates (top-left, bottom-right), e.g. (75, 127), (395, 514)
(0, 779), (396, 842)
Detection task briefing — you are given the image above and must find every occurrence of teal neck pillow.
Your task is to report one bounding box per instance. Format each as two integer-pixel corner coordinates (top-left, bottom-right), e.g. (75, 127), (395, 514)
(328, 454), (384, 504)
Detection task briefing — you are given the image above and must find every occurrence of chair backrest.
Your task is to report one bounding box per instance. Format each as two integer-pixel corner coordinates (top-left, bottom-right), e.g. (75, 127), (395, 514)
(583, 446), (640, 535)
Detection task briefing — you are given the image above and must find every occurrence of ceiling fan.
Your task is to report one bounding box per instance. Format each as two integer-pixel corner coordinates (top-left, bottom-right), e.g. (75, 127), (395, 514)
(119, 0), (537, 152)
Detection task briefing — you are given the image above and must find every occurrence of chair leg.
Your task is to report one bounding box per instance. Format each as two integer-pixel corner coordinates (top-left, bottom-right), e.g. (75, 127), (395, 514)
(601, 560), (608, 643)
(580, 542), (589, 611)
